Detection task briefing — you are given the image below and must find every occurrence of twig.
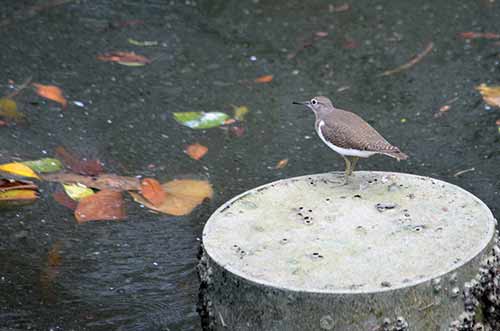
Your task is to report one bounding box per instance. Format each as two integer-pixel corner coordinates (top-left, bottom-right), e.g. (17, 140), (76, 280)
(379, 42), (434, 76)
(453, 168), (475, 177)
(5, 77), (32, 99)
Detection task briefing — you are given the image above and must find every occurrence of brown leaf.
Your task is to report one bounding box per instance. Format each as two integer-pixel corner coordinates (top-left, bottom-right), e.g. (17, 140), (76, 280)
(96, 51), (152, 65)
(32, 83), (68, 108)
(42, 173), (141, 191)
(254, 75), (273, 83)
(52, 190), (78, 210)
(0, 178), (38, 192)
(55, 146), (104, 175)
(75, 190), (126, 223)
(130, 179), (213, 216)
(185, 143), (208, 160)
(275, 159), (289, 169)
(459, 32), (500, 40)
(140, 178), (167, 207)
(476, 84), (500, 108)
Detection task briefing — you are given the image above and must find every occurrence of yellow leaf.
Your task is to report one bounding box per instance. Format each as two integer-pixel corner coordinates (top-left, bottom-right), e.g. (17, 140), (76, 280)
(63, 183), (95, 201)
(476, 84), (500, 108)
(0, 162), (40, 179)
(130, 179), (213, 216)
(232, 105), (249, 121)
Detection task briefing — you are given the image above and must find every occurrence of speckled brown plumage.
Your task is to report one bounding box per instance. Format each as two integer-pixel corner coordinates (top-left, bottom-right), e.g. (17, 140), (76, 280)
(316, 108), (408, 160)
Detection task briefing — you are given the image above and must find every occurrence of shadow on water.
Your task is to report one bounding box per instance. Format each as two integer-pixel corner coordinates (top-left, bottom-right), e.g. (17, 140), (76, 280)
(1, 0), (500, 330)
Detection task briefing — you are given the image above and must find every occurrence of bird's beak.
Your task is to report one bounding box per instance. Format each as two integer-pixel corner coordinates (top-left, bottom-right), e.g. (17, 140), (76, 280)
(293, 101), (311, 107)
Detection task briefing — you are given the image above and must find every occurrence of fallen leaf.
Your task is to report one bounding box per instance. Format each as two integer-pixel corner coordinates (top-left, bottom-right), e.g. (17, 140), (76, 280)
(55, 146), (104, 175)
(185, 143), (208, 160)
(275, 159), (289, 169)
(130, 179), (213, 216)
(22, 158), (63, 173)
(229, 126), (246, 137)
(329, 3), (350, 12)
(439, 105), (451, 112)
(254, 75), (273, 83)
(232, 105), (249, 121)
(0, 97), (26, 122)
(75, 190), (126, 223)
(0, 162), (40, 179)
(173, 112), (230, 129)
(140, 178), (167, 207)
(127, 38), (158, 46)
(0, 178), (38, 192)
(459, 32), (500, 40)
(0, 189), (39, 208)
(63, 183), (95, 201)
(476, 84), (500, 108)
(96, 51), (151, 66)
(315, 31), (329, 38)
(47, 241), (62, 267)
(32, 83), (67, 108)
(52, 190), (77, 210)
(42, 173), (141, 191)
(496, 119), (500, 126)
(223, 118), (237, 125)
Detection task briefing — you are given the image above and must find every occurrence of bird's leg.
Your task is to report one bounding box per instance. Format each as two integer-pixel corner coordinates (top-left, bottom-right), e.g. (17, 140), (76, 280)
(342, 156), (352, 184)
(349, 157), (359, 175)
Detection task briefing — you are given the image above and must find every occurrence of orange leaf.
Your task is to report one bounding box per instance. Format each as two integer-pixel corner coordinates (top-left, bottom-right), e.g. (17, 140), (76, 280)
(75, 190), (126, 223)
(254, 75), (273, 83)
(96, 51), (151, 65)
(130, 179), (213, 216)
(185, 143), (208, 160)
(32, 83), (67, 108)
(140, 178), (167, 206)
(275, 158), (289, 169)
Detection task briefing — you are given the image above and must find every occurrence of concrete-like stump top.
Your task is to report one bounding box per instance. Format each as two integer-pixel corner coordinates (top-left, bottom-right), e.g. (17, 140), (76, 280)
(203, 172), (496, 294)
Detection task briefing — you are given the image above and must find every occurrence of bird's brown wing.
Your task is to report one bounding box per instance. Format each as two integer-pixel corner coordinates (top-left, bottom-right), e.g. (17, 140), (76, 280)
(320, 109), (402, 154)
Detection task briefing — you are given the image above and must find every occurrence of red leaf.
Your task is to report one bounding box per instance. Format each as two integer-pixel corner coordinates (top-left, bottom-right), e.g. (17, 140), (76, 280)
(52, 191), (77, 210)
(140, 178), (167, 207)
(96, 51), (151, 65)
(55, 146), (104, 176)
(75, 190), (126, 223)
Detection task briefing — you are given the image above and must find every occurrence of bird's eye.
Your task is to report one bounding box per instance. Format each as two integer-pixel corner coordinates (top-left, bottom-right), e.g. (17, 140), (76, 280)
(311, 99), (318, 105)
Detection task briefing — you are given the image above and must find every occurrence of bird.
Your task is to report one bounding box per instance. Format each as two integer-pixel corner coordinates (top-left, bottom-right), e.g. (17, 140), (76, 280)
(293, 96), (408, 184)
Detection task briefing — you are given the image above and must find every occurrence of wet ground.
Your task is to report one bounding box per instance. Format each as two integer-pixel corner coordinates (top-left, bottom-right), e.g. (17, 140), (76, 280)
(1, 0), (500, 330)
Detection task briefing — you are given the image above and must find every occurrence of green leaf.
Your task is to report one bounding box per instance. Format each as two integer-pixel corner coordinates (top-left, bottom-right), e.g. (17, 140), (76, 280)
(22, 158), (63, 173)
(128, 38), (158, 47)
(63, 183), (95, 201)
(232, 105), (249, 121)
(173, 112), (230, 129)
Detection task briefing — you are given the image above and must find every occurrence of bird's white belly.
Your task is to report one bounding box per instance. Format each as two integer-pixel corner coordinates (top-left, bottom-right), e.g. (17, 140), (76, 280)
(317, 121), (376, 158)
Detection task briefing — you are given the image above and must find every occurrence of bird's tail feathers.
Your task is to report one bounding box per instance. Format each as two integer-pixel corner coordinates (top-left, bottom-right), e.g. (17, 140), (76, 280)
(382, 149), (408, 161)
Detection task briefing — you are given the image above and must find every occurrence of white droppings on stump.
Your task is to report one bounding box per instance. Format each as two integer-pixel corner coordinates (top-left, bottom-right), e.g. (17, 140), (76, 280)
(199, 172), (497, 330)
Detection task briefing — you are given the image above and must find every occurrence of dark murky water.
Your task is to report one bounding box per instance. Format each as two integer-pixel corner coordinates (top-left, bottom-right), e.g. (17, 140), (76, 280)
(1, 0), (499, 330)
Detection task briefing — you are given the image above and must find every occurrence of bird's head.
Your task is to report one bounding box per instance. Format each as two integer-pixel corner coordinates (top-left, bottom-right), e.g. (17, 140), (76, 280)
(293, 96), (334, 114)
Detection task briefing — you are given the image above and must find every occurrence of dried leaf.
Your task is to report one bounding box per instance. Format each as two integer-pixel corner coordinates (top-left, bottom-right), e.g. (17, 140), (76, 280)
(22, 158), (63, 173)
(52, 190), (77, 210)
(329, 3), (350, 12)
(229, 126), (246, 137)
(275, 159), (289, 169)
(63, 183), (95, 201)
(232, 105), (249, 121)
(173, 112), (230, 129)
(140, 178), (167, 207)
(42, 173), (141, 191)
(32, 83), (67, 108)
(55, 146), (104, 175)
(0, 162), (40, 179)
(185, 143), (208, 160)
(254, 75), (273, 83)
(0, 97), (26, 122)
(459, 32), (500, 40)
(75, 190), (126, 223)
(476, 84), (500, 108)
(130, 179), (213, 216)
(0, 178), (38, 192)
(96, 51), (151, 66)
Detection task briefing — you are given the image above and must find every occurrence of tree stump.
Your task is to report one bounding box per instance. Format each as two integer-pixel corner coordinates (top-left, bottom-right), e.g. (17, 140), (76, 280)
(198, 172), (499, 331)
